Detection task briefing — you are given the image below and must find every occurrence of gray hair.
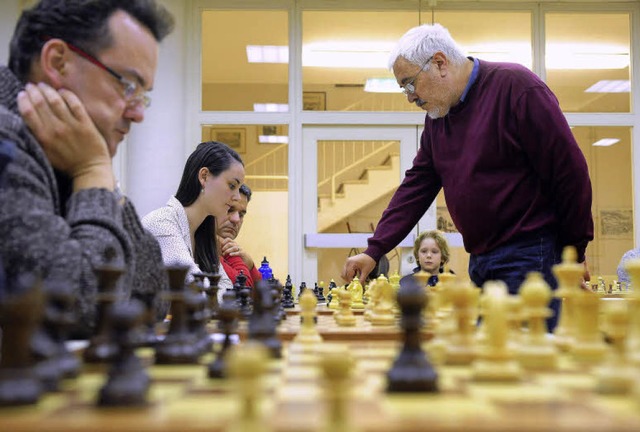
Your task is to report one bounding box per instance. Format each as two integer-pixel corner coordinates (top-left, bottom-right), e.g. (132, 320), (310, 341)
(388, 23), (468, 70)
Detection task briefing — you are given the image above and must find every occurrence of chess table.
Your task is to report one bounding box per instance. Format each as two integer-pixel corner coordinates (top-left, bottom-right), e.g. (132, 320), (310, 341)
(2, 319), (640, 432)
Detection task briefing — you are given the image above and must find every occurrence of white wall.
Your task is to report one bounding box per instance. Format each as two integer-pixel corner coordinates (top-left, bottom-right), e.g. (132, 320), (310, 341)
(125, 0), (188, 217)
(0, 1), (20, 65)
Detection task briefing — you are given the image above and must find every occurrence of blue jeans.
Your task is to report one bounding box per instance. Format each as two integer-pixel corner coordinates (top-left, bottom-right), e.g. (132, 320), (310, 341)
(469, 229), (562, 331)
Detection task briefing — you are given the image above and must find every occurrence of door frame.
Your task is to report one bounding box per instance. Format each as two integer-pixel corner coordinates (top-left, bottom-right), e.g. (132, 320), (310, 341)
(297, 125), (428, 284)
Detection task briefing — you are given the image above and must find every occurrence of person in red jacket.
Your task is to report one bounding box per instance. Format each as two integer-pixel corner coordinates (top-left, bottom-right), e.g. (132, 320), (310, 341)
(217, 184), (261, 287)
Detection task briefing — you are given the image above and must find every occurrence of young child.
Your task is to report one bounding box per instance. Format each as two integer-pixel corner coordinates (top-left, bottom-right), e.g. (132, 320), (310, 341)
(411, 229), (452, 286)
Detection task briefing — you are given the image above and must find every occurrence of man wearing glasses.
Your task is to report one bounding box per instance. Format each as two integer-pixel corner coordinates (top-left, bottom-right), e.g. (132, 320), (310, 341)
(342, 23), (593, 331)
(0, 0), (174, 337)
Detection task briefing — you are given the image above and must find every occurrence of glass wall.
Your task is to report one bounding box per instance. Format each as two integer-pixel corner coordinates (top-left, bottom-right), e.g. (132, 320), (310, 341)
(573, 126), (633, 276)
(201, 124), (289, 280)
(545, 12), (631, 113)
(197, 1), (637, 284)
(316, 139), (401, 284)
(201, 10), (289, 111)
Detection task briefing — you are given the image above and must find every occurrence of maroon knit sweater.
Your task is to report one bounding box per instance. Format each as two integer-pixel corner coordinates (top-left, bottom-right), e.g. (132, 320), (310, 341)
(366, 60), (593, 262)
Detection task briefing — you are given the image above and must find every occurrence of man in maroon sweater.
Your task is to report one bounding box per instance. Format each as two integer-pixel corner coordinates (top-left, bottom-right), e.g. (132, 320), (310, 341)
(218, 184), (261, 287)
(342, 23), (593, 330)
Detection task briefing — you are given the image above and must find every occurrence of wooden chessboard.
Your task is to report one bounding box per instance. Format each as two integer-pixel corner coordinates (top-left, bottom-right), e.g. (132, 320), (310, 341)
(1, 339), (639, 432)
(235, 305), (412, 342)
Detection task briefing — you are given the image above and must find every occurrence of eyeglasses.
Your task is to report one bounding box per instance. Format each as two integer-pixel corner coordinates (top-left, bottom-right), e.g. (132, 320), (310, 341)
(65, 41), (151, 108)
(402, 56), (434, 95)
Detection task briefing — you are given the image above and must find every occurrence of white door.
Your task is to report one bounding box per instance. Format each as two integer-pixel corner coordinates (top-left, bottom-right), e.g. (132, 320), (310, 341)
(296, 126), (434, 288)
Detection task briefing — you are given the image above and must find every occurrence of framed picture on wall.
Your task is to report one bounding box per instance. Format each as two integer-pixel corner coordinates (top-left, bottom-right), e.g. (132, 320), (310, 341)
(437, 206), (458, 233)
(303, 91), (326, 111)
(258, 125), (282, 136)
(211, 128), (246, 153)
(600, 209), (633, 238)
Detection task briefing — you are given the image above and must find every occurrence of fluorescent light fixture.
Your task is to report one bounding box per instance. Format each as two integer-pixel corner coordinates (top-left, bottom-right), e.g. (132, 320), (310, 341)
(246, 45), (288, 63)
(253, 103), (289, 112)
(303, 41), (395, 69)
(258, 135), (289, 144)
(364, 78), (402, 93)
(466, 42), (532, 69)
(246, 42), (629, 71)
(585, 80), (630, 93)
(546, 43), (629, 70)
(592, 138), (620, 147)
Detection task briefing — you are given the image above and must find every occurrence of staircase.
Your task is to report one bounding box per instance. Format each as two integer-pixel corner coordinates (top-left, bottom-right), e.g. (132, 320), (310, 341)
(317, 152), (399, 232)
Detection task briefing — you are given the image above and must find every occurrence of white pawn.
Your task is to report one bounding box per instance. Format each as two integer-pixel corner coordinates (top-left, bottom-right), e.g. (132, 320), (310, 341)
(596, 299), (634, 394)
(226, 342), (270, 432)
(293, 289), (323, 345)
(516, 272), (558, 370)
(318, 344), (357, 432)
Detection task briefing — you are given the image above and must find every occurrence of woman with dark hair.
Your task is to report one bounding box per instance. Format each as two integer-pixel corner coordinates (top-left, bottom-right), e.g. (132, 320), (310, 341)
(143, 141), (244, 292)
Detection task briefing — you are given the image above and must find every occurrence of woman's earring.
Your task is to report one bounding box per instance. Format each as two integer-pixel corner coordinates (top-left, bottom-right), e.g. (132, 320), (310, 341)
(200, 187), (204, 194)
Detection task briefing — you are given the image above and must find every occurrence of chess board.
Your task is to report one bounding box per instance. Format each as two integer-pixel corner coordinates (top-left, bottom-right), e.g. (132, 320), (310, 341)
(235, 306), (412, 342)
(1, 339), (639, 432)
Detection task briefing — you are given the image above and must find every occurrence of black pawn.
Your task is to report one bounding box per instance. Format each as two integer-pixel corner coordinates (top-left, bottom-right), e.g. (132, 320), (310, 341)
(136, 291), (160, 347)
(32, 280), (79, 391)
(270, 278), (286, 321)
(208, 290), (239, 379)
(0, 273), (44, 406)
(386, 275), (438, 393)
(235, 271), (252, 319)
(186, 280), (211, 355)
(297, 281), (307, 302)
(281, 275), (295, 309)
(315, 282), (326, 304)
(97, 300), (149, 406)
(326, 280), (337, 307)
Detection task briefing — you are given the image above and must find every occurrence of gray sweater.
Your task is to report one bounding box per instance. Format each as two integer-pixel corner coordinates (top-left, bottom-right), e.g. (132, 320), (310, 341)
(0, 66), (169, 337)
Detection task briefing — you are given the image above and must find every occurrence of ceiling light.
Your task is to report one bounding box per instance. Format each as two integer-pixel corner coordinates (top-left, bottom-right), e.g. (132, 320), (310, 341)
(593, 138), (620, 147)
(466, 42), (532, 69)
(246, 42), (629, 71)
(585, 80), (630, 93)
(364, 78), (402, 93)
(303, 41), (395, 69)
(546, 43), (629, 70)
(254, 103), (289, 112)
(246, 45), (288, 63)
(259, 135), (289, 144)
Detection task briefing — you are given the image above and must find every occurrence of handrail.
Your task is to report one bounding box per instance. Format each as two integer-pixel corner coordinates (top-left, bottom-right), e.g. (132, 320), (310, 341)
(318, 141), (396, 190)
(244, 144), (287, 172)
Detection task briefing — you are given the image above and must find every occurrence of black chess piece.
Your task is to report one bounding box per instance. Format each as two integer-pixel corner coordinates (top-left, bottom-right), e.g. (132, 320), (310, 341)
(155, 266), (200, 364)
(208, 290), (240, 379)
(326, 280), (337, 307)
(269, 278), (286, 322)
(135, 289), (161, 347)
(0, 272), (44, 406)
(97, 300), (150, 406)
(84, 265), (125, 363)
(386, 275), (438, 393)
(248, 280), (282, 358)
(194, 272), (220, 321)
(32, 279), (79, 391)
(315, 282), (326, 304)
(282, 275), (295, 309)
(186, 279), (211, 355)
(235, 271), (252, 319)
(298, 281), (307, 302)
